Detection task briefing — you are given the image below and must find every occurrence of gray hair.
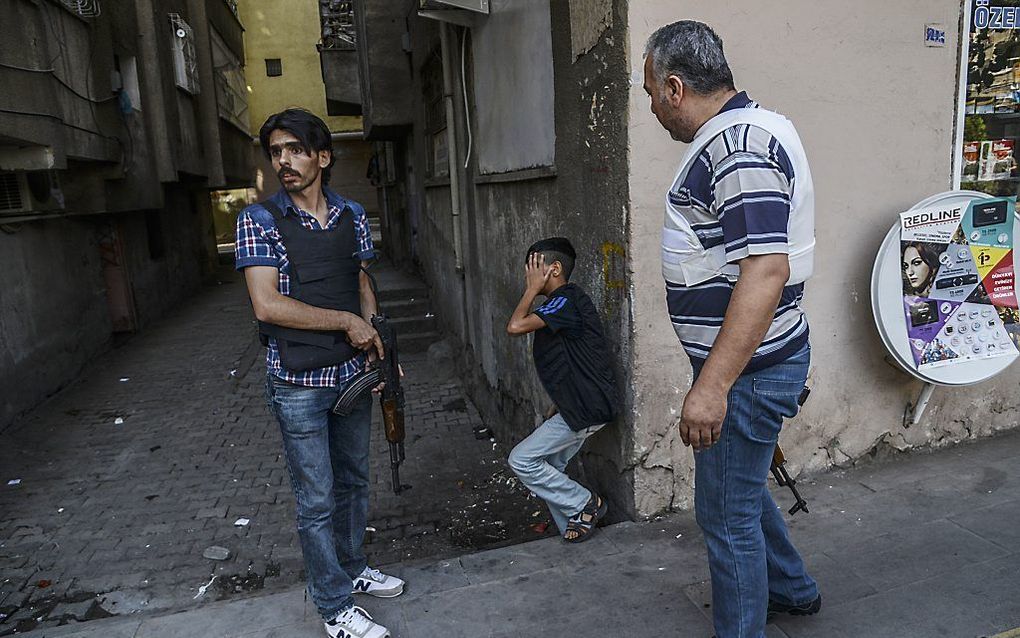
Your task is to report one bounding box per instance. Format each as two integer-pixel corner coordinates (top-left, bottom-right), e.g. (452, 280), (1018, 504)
(644, 21), (734, 95)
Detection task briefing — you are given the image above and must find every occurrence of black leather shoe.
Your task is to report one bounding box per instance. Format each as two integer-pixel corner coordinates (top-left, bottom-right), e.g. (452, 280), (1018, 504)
(766, 593), (822, 622)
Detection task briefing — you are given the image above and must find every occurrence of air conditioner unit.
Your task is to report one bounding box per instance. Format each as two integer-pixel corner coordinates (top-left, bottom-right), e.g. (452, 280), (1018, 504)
(419, 0), (488, 12)
(0, 171), (65, 216)
(418, 0), (488, 26)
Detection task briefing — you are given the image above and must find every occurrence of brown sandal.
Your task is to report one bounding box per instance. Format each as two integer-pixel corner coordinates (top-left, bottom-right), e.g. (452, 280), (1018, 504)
(563, 492), (607, 543)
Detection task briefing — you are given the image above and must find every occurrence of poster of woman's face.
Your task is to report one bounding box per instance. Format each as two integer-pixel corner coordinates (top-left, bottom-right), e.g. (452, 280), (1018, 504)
(901, 242), (942, 298)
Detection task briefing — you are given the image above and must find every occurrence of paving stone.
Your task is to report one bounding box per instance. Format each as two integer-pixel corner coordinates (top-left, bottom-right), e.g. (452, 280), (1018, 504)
(46, 599), (95, 621)
(0, 265), (542, 628)
(823, 518), (1007, 591)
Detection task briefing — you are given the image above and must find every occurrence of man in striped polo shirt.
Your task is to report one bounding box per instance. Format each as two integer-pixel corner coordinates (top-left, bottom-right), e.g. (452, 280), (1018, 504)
(643, 22), (821, 638)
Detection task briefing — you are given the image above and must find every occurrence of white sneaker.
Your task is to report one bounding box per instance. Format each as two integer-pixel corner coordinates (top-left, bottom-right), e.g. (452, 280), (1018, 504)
(324, 605), (389, 638)
(353, 566), (405, 598)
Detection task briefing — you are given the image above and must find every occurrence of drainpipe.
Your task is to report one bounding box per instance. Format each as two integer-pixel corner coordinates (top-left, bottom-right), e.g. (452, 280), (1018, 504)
(186, 0), (226, 187)
(135, 0), (176, 182)
(439, 22), (464, 272)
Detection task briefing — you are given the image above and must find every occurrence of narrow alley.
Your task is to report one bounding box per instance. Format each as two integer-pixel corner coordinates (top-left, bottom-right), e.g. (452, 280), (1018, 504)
(0, 264), (550, 635)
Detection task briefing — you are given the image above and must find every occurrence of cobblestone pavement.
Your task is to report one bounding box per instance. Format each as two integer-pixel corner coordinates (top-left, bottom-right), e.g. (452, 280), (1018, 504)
(0, 269), (550, 635)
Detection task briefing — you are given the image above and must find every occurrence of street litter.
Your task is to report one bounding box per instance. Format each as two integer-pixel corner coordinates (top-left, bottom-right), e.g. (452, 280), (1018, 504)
(114, 417), (124, 425)
(365, 526), (377, 532)
(202, 546), (231, 561)
(57, 508), (64, 513)
(425, 312), (434, 318)
(676, 533), (683, 539)
(7, 479), (20, 486)
(234, 518), (250, 527)
(530, 522), (549, 534)
(193, 575), (217, 599)
(229, 369), (238, 377)
(119, 377), (130, 382)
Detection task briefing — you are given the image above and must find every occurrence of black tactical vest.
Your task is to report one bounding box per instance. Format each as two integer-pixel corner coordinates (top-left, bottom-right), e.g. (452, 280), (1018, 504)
(257, 199), (362, 372)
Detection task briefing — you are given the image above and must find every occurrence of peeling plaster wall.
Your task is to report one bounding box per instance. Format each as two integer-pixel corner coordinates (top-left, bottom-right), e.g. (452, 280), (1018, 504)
(625, 1), (1006, 516)
(406, 2), (636, 517)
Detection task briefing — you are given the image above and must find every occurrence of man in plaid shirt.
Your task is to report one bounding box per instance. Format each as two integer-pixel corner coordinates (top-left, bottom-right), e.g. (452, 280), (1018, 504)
(236, 109), (402, 638)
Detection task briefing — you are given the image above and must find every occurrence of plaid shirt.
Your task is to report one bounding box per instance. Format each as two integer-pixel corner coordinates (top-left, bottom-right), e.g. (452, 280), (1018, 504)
(235, 188), (375, 388)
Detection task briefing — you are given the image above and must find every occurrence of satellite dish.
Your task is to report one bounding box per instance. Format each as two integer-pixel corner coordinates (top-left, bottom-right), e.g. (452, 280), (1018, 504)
(870, 189), (1019, 387)
(176, 28), (187, 38)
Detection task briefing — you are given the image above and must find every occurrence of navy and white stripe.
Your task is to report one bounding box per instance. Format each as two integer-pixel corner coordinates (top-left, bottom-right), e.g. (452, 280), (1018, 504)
(666, 92), (809, 372)
(537, 296), (568, 315)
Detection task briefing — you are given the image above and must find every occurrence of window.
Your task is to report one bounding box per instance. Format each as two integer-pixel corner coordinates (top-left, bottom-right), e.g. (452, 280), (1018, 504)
(957, 1), (1020, 194)
(114, 55), (142, 111)
(265, 58), (282, 77)
(422, 53), (447, 178)
(145, 210), (165, 260)
(210, 29), (248, 130)
(169, 14), (200, 94)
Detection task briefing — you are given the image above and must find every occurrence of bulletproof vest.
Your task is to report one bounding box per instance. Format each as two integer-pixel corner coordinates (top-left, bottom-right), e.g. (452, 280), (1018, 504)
(257, 199), (362, 372)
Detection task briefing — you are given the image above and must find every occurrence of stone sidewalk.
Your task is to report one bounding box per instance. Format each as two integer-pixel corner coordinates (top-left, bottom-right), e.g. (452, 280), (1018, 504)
(11, 425), (1020, 637)
(0, 268), (549, 635)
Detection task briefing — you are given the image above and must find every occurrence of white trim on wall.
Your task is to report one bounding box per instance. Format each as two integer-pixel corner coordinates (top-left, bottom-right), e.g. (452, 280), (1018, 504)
(953, 0), (973, 189)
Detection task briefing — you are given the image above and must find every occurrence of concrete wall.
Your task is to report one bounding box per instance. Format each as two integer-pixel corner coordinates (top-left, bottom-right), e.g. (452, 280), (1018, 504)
(238, 0), (361, 135)
(0, 186), (215, 429)
(471, 0), (556, 173)
(404, 1), (636, 516)
(0, 0), (245, 429)
(0, 221), (110, 428)
(624, 1), (999, 515)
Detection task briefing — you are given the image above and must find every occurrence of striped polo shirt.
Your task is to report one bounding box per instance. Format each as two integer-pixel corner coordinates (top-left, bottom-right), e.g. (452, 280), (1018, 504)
(665, 92), (809, 373)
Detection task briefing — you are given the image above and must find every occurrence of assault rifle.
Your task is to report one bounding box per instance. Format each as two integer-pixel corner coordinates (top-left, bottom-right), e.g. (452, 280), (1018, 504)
(331, 268), (409, 495)
(770, 386), (811, 516)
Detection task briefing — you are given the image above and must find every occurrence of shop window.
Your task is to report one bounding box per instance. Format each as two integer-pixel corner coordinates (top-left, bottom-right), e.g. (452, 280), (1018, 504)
(958, 1), (1020, 194)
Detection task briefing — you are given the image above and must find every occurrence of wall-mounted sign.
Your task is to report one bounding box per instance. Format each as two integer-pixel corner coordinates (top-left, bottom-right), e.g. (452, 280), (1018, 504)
(925, 23), (946, 47)
(872, 190), (1019, 387)
(898, 197), (1019, 371)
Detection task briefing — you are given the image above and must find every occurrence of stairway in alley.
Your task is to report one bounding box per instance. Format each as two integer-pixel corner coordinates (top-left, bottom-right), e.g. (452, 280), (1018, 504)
(366, 214), (439, 356)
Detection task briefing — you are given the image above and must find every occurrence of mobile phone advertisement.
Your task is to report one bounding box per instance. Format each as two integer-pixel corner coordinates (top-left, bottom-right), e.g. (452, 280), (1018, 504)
(899, 197), (1020, 370)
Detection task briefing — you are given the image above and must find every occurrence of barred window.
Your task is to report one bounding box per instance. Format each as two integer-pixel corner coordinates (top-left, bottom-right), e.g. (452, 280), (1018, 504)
(169, 14), (200, 94)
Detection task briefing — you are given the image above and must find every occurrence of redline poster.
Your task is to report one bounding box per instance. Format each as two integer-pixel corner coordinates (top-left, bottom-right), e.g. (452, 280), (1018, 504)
(899, 197), (1020, 371)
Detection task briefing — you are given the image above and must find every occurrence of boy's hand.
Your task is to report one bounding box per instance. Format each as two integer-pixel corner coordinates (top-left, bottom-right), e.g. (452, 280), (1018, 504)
(525, 252), (551, 293)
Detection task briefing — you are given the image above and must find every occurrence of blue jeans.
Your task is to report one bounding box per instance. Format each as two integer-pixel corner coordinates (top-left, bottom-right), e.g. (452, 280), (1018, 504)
(266, 374), (373, 621)
(508, 413), (604, 535)
(693, 345), (818, 638)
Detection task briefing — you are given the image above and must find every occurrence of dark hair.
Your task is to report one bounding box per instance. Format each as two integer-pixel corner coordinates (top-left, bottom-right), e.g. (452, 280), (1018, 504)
(258, 108), (335, 184)
(901, 241), (940, 294)
(644, 21), (735, 95)
(526, 237), (577, 281)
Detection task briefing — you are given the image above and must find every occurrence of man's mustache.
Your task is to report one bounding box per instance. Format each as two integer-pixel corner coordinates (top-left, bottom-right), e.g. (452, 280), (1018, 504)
(278, 169), (301, 180)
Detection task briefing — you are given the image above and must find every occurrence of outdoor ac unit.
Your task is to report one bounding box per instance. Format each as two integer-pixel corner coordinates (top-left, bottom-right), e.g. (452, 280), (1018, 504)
(419, 0), (488, 12)
(0, 171), (65, 216)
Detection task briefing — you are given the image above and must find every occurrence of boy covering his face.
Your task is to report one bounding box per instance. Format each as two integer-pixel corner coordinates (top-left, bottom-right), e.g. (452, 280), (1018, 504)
(505, 237), (620, 542)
